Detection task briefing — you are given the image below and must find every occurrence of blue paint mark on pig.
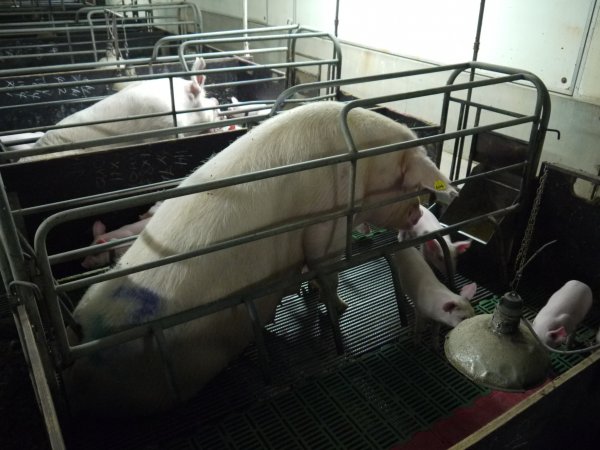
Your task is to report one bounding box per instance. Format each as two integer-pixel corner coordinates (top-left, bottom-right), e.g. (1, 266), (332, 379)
(112, 285), (161, 325)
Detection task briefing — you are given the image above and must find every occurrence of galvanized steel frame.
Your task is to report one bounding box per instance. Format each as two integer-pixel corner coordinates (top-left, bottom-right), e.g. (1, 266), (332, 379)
(0, 25), (342, 161)
(0, 61), (550, 448)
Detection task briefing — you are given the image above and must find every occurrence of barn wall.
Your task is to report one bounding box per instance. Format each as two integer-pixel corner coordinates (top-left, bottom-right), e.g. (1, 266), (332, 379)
(190, 0), (600, 189)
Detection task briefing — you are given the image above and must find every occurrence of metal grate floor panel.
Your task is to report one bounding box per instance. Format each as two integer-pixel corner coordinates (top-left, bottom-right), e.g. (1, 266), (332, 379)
(68, 255), (593, 449)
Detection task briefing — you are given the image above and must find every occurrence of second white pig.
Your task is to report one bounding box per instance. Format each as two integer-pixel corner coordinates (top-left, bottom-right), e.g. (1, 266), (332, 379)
(532, 280), (593, 348)
(21, 58), (219, 161)
(65, 101), (457, 416)
(390, 246), (476, 346)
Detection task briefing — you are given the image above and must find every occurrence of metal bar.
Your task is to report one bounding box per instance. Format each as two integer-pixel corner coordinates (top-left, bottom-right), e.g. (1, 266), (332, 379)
(448, 96), (527, 119)
(545, 161), (600, 184)
(244, 299), (271, 383)
(47, 161), (525, 291)
(1, 62), (550, 434)
(0, 20), (198, 36)
(273, 63), (469, 112)
(15, 303), (66, 450)
(180, 46), (288, 65)
(37, 125), (531, 275)
(340, 74), (525, 118)
(242, 0), (250, 54)
(0, 176), (66, 449)
(36, 122), (531, 277)
(383, 253), (408, 327)
(150, 324), (182, 404)
(316, 274), (345, 355)
(152, 24), (300, 61)
(13, 179), (179, 218)
(75, 3), (201, 23)
(64, 202), (521, 361)
(339, 104), (360, 260)
(0, 59), (337, 93)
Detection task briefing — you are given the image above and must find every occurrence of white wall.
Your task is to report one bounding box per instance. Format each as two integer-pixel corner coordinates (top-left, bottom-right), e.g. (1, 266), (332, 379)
(190, 0), (600, 182)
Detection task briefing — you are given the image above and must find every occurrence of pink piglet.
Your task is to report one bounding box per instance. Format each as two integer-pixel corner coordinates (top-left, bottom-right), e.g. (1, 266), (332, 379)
(81, 218), (150, 269)
(532, 280), (593, 348)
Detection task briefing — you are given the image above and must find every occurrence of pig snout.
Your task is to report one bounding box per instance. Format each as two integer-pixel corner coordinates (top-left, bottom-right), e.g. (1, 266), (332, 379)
(406, 202), (423, 229)
(397, 200), (423, 234)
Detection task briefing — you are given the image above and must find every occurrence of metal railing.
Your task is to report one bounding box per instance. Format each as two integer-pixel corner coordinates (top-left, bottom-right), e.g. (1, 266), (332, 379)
(0, 25), (342, 160)
(0, 1), (203, 65)
(0, 61), (550, 448)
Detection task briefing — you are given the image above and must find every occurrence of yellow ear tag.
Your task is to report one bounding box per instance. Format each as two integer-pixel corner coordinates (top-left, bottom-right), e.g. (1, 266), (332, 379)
(434, 180), (447, 191)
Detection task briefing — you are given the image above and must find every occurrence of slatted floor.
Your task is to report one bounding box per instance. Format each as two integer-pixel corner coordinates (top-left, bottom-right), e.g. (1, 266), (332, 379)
(65, 250), (599, 450)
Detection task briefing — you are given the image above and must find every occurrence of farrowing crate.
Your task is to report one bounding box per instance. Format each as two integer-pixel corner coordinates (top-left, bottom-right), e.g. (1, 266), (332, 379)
(0, 62), (552, 449)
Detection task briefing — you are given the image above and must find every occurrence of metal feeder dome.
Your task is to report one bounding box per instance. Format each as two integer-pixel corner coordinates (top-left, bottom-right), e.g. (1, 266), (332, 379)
(445, 291), (550, 391)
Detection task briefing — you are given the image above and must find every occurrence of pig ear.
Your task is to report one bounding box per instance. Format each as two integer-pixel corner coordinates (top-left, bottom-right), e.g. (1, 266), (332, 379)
(192, 56), (206, 71)
(92, 220), (106, 238)
(191, 57), (206, 87)
(186, 80), (202, 99)
(549, 326), (568, 343)
(424, 239), (441, 257)
(460, 282), (477, 300)
(453, 240), (471, 255)
(442, 301), (457, 313)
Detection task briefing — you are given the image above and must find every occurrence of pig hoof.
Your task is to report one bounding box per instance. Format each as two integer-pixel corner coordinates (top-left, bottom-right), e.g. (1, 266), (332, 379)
(334, 297), (348, 315)
(308, 279), (320, 292)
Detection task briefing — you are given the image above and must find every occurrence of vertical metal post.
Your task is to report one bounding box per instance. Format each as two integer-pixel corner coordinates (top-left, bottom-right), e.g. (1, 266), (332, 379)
(316, 274), (345, 355)
(244, 299), (271, 383)
(454, 0), (486, 179)
(334, 0), (340, 37)
(151, 325), (182, 404)
(383, 254), (409, 327)
(0, 173), (66, 448)
(243, 0), (250, 56)
(168, 76), (178, 128)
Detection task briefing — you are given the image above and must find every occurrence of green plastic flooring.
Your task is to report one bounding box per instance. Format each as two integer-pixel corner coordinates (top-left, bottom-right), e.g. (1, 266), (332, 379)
(69, 257), (598, 450)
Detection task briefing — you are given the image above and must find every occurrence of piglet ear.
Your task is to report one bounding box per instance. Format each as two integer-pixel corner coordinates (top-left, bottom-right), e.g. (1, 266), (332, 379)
(424, 239), (441, 258)
(453, 240), (472, 255)
(442, 301), (457, 313)
(92, 220), (106, 239)
(191, 57), (206, 87)
(192, 56), (206, 71)
(186, 80), (202, 99)
(549, 326), (568, 343)
(459, 282), (477, 300)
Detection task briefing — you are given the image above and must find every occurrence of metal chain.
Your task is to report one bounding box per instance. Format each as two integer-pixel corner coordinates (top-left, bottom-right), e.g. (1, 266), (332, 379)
(510, 164), (550, 292)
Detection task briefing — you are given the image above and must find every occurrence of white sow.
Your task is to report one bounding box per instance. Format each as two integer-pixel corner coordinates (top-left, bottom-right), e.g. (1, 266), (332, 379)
(398, 205), (470, 276)
(390, 246), (476, 346)
(21, 58), (219, 161)
(65, 101), (457, 416)
(532, 280), (593, 348)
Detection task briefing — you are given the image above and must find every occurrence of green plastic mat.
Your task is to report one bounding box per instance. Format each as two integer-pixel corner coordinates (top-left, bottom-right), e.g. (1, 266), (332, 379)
(69, 260), (596, 450)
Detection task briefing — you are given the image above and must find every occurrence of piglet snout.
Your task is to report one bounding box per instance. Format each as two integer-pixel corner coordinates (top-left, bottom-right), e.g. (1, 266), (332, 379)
(407, 203), (423, 228)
